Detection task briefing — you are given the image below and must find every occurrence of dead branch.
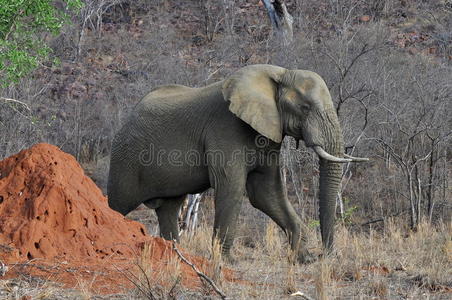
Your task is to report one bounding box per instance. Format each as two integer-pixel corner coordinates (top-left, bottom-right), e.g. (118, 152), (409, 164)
(0, 260), (8, 276)
(361, 210), (409, 226)
(290, 290), (315, 300)
(114, 263), (161, 300)
(168, 276), (182, 299)
(0, 97), (30, 111)
(172, 241), (227, 299)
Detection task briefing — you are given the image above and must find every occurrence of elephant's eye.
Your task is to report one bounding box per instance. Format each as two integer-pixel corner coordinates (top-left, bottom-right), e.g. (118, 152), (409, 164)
(301, 103), (311, 113)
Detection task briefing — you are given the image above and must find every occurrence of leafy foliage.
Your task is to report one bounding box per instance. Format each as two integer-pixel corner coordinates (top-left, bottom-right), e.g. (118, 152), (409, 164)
(0, 0), (82, 87)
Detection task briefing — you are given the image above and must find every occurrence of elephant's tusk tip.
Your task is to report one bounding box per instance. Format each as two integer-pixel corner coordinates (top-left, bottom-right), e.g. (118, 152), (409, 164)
(344, 154), (370, 162)
(313, 146), (352, 163)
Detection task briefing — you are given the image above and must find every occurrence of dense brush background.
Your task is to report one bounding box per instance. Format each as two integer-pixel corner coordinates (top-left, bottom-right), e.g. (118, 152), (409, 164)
(2, 0), (450, 224)
(0, 1), (451, 298)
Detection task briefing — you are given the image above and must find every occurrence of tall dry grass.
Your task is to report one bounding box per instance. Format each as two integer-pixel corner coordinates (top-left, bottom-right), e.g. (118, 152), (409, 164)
(176, 217), (451, 299)
(307, 219), (451, 298)
(125, 240), (182, 299)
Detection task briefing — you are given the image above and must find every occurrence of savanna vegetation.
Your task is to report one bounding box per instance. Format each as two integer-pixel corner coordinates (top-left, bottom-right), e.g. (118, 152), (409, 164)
(0, 0), (451, 299)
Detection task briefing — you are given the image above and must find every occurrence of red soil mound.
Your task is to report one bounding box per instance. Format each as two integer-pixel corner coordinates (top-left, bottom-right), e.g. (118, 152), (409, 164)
(0, 143), (236, 294)
(0, 143), (147, 262)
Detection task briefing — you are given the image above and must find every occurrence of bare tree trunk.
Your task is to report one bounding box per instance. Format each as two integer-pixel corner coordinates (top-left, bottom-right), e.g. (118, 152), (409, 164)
(182, 194), (202, 236)
(427, 141), (436, 223)
(261, 0), (294, 45)
(441, 148), (448, 219)
(190, 197), (201, 232)
(416, 168), (422, 224)
(408, 171), (417, 229)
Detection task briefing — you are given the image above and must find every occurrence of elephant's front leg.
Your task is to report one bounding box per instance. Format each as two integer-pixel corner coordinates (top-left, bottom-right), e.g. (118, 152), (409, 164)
(209, 167), (246, 263)
(246, 164), (314, 264)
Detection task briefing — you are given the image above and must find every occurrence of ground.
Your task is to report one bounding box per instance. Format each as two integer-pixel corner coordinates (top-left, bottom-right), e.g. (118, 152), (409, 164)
(2, 204), (451, 299)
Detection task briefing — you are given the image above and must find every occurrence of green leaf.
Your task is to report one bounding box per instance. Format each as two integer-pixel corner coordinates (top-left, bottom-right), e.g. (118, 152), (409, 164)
(0, 0), (83, 87)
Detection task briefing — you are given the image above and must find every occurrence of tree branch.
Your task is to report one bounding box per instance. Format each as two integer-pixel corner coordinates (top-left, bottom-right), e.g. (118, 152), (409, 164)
(361, 210), (408, 226)
(0, 97), (30, 111)
(172, 241), (227, 299)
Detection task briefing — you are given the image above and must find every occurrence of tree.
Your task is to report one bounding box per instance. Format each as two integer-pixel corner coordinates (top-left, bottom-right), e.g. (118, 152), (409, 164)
(0, 0), (82, 87)
(261, 0), (293, 44)
(367, 54), (452, 228)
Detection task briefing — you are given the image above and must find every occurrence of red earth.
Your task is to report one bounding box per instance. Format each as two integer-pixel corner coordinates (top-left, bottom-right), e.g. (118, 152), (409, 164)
(0, 143), (234, 294)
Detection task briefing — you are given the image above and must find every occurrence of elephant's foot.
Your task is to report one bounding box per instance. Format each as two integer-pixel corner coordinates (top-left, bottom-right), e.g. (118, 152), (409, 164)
(215, 246), (236, 265)
(299, 250), (317, 264)
(291, 248), (317, 265)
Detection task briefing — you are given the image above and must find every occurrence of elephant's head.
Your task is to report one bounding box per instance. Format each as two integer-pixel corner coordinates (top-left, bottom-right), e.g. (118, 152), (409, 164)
(222, 64), (367, 251)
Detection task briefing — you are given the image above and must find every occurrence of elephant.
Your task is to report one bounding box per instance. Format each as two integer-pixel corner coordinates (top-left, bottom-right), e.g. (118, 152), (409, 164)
(107, 64), (367, 263)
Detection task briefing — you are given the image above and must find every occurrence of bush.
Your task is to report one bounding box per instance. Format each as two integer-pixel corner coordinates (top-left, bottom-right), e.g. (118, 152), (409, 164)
(0, 0), (83, 87)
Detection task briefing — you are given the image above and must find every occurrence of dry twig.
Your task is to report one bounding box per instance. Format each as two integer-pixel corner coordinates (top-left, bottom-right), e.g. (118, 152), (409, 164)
(114, 263), (162, 300)
(290, 291), (315, 300)
(0, 260), (8, 276)
(172, 241), (227, 299)
(0, 97), (30, 110)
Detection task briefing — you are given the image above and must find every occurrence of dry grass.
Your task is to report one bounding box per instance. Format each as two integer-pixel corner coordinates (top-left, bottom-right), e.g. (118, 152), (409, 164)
(263, 221), (284, 259)
(137, 240), (181, 297)
(118, 240), (184, 299)
(73, 275), (93, 300)
(179, 222), (212, 258)
(209, 237), (223, 284)
(304, 219), (452, 299)
(176, 217), (451, 299)
(2, 218), (448, 299)
(0, 277), (78, 299)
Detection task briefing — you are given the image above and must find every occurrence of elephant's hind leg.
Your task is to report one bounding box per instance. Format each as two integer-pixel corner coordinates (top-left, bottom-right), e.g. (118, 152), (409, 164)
(145, 196), (186, 242)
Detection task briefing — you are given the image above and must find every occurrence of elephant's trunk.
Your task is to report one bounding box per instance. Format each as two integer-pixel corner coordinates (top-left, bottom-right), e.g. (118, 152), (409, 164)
(318, 158), (342, 250)
(317, 112), (344, 251)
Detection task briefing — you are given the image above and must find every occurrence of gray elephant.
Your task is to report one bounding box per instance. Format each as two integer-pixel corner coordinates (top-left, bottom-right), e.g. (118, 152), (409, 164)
(107, 64), (366, 263)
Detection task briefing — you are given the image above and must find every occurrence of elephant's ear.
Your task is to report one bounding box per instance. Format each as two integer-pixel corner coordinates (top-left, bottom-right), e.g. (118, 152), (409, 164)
(222, 65), (286, 143)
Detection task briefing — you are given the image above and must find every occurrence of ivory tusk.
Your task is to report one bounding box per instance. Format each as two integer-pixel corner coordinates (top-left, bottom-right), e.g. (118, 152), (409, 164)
(313, 146), (352, 163)
(343, 153), (369, 162)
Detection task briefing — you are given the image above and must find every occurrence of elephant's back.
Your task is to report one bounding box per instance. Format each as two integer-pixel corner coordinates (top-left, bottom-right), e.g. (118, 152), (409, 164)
(108, 87), (215, 199)
(110, 81), (227, 169)
(131, 81), (225, 130)
(147, 84), (195, 98)
(137, 81), (223, 109)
